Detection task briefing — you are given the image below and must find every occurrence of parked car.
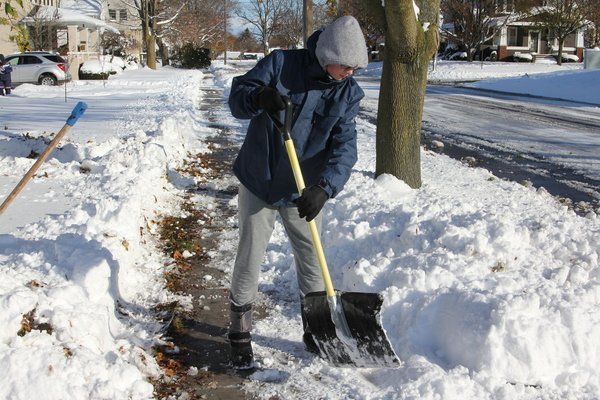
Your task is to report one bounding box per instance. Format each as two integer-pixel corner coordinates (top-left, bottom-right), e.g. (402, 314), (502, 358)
(4, 52), (71, 86)
(238, 53), (258, 60)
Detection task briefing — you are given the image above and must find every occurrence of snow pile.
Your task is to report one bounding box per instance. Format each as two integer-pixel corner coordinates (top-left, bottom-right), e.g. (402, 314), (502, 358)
(333, 145), (599, 393)
(1, 67), (206, 399)
(80, 55), (139, 75)
(469, 68), (600, 105)
(359, 60), (583, 83)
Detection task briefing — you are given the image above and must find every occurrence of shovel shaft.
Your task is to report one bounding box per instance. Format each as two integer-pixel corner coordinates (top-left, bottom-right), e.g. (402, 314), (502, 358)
(0, 123), (73, 216)
(284, 138), (335, 298)
(308, 219), (335, 297)
(0, 102), (87, 217)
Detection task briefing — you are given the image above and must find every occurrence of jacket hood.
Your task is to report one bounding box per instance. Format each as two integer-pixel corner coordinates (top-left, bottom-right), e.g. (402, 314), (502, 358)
(315, 16), (368, 70)
(305, 30), (346, 88)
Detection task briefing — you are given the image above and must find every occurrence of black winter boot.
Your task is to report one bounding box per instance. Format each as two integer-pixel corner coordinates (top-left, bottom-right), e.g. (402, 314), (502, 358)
(301, 303), (320, 355)
(228, 331), (254, 369)
(228, 303), (254, 369)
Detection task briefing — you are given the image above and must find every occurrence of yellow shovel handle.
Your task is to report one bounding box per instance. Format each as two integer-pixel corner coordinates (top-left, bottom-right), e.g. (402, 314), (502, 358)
(284, 139), (336, 298)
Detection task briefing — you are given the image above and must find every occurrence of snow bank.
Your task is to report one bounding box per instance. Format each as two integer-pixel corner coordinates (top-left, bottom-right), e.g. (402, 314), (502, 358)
(0, 68), (206, 399)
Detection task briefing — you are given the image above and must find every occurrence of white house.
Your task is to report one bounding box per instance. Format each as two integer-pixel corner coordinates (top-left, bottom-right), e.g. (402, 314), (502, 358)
(1, 0), (143, 79)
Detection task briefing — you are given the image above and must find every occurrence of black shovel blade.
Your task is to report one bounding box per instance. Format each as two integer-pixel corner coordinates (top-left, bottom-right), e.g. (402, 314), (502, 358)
(304, 291), (400, 368)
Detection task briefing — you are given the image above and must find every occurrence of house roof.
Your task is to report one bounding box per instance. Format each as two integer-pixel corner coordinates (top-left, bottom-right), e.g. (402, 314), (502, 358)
(20, 6), (119, 33)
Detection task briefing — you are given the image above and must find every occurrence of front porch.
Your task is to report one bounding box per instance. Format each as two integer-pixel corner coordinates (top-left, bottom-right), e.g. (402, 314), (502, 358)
(20, 5), (119, 79)
(495, 23), (585, 62)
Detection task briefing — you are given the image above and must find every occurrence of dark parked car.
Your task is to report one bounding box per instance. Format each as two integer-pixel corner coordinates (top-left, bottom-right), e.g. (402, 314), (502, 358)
(5, 52), (71, 86)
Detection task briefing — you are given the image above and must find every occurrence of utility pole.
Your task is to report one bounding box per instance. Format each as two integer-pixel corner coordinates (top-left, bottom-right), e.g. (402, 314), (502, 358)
(224, 0), (228, 65)
(303, 0), (313, 48)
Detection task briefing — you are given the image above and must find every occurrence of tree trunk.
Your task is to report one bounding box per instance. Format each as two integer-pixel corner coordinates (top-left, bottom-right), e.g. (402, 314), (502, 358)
(144, 0), (157, 69)
(375, 54), (429, 188)
(372, 0), (440, 189)
(467, 48), (474, 62)
(147, 33), (157, 69)
(557, 40), (564, 66)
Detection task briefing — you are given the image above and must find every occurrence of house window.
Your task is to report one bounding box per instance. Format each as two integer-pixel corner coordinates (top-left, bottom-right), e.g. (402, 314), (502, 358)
(119, 9), (127, 21)
(109, 9), (117, 21)
(507, 26), (526, 47)
(507, 27), (517, 46)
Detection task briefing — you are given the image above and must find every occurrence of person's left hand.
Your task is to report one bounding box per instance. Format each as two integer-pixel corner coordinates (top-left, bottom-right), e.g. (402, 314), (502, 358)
(297, 185), (329, 222)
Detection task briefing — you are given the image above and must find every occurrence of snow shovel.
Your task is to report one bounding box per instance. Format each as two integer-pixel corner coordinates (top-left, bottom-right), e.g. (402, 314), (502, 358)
(0, 102), (88, 217)
(269, 98), (400, 368)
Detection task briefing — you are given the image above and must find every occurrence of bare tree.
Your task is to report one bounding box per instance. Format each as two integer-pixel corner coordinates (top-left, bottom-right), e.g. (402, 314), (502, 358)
(24, 5), (60, 51)
(313, 0), (335, 29)
(129, 0), (188, 68)
(101, 31), (138, 56)
(357, 0), (440, 188)
(162, 0), (225, 50)
(528, 0), (588, 65)
(235, 0), (290, 54)
(273, 0), (303, 48)
(130, 0), (157, 67)
(441, 0), (520, 61)
(582, 0), (600, 48)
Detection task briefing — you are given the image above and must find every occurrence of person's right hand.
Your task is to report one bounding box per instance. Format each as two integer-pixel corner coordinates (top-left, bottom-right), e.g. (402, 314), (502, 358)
(256, 87), (286, 114)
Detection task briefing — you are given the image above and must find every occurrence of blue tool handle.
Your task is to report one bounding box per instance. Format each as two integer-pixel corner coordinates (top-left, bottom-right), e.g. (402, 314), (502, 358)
(66, 102), (88, 126)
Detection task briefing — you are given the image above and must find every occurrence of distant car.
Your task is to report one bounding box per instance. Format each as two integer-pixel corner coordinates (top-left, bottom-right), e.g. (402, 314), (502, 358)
(5, 52), (71, 86)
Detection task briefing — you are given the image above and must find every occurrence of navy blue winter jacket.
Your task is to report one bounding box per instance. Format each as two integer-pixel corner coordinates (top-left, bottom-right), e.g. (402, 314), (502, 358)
(228, 32), (364, 206)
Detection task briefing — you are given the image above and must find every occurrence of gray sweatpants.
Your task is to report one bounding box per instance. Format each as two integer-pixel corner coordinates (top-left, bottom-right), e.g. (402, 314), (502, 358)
(229, 184), (325, 307)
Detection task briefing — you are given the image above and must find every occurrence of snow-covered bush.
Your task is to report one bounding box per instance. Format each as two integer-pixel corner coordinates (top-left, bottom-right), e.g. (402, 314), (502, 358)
(512, 52), (533, 62)
(440, 43), (467, 61)
(79, 55), (138, 80)
(560, 53), (580, 63)
(449, 51), (468, 61)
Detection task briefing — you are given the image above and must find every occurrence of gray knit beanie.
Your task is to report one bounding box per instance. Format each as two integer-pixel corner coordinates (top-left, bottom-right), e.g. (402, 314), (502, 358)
(315, 16), (368, 70)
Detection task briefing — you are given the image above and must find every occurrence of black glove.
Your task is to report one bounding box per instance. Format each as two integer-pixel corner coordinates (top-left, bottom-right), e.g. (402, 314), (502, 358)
(256, 86), (286, 114)
(297, 185), (329, 222)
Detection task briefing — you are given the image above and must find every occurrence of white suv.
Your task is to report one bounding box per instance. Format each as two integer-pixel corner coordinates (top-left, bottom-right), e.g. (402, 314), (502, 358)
(5, 52), (71, 86)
